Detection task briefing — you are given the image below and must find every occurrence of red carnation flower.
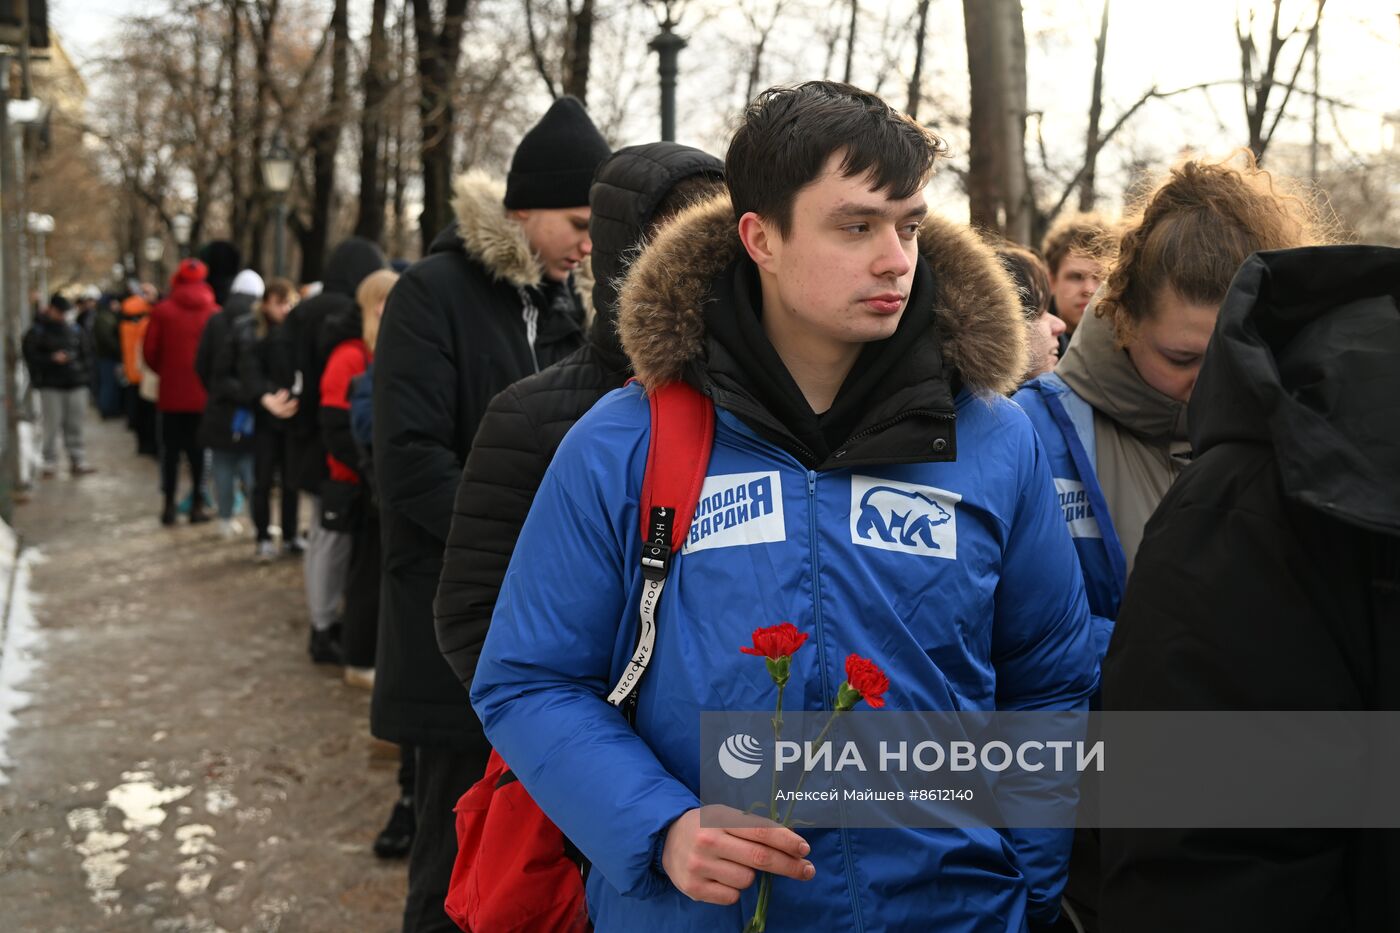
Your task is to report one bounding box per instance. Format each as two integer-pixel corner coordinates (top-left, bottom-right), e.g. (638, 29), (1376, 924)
(740, 622), (809, 660)
(841, 654), (890, 709)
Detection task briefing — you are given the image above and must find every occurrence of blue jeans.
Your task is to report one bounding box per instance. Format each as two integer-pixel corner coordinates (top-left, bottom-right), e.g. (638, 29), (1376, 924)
(210, 449), (255, 520)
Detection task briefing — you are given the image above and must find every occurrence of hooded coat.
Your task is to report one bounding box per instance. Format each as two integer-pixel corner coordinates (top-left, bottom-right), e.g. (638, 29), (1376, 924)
(285, 237), (386, 493)
(371, 172), (586, 749)
(118, 296), (151, 387)
(1100, 246), (1400, 933)
(471, 194), (1097, 931)
(195, 290), (261, 450)
(434, 142), (724, 696)
(144, 264), (219, 413)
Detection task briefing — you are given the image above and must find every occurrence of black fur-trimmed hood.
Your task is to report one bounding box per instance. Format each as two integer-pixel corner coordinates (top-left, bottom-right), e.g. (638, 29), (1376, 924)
(618, 193), (1027, 397)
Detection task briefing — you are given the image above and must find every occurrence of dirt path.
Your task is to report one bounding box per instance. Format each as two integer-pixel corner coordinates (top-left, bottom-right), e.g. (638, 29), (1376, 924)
(0, 415), (406, 932)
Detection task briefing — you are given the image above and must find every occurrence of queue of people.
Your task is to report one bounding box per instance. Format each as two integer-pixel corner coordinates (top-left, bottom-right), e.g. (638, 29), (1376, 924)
(25, 79), (1394, 933)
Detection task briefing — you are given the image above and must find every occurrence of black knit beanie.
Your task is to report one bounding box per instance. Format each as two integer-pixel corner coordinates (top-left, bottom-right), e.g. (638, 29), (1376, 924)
(504, 97), (611, 210)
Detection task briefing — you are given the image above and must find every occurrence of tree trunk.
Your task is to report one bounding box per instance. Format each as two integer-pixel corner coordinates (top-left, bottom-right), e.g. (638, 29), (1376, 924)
(250, 0), (280, 275)
(300, 0), (350, 282)
(843, 0), (858, 84)
(907, 0), (930, 119)
(962, 0), (1031, 242)
(227, 1), (247, 249)
(562, 0), (594, 102)
(1078, 0), (1109, 211)
(355, 0), (390, 242)
(413, 0), (471, 255)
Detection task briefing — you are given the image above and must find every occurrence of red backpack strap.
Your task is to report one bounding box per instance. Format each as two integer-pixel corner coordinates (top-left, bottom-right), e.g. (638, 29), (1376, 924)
(607, 380), (714, 709)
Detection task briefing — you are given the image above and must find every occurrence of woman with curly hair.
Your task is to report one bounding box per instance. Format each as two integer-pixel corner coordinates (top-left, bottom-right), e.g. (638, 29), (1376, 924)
(1013, 153), (1333, 933)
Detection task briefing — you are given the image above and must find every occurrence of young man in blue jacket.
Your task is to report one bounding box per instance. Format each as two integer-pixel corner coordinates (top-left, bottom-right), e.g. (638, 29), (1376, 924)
(472, 81), (1097, 932)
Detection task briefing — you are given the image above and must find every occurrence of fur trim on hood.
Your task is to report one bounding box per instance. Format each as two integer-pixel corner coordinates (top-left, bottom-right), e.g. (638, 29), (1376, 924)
(450, 170), (594, 320)
(452, 170), (547, 289)
(619, 193), (1027, 396)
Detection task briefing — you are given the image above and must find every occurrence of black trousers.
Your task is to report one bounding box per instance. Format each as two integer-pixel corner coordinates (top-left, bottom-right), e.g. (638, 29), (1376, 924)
(342, 505), (381, 669)
(402, 745), (488, 933)
(252, 426), (300, 542)
(126, 387), (158, 456)
(159, 411), (204, 498)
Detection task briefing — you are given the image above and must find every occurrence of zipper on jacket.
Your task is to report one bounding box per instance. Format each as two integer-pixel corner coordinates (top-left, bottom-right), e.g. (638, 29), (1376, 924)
(517, 287), (541, 372)
(805, 469), (866, 933)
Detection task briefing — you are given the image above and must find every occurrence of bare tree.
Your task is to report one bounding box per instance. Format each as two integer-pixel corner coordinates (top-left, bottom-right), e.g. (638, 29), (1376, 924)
(355, 0), (391, 241)
(413, 0), (472, 253)
(842, 0), (857, 84)
(907, 0), (931, 119)
(1077, 0), (1109, 210)
(523, 0), (598, 103)
(740, 0), (792, 105)
(290, 0), (351, 281)
(1237, 0), (1327, 163)
(962, 0), (1032, 243)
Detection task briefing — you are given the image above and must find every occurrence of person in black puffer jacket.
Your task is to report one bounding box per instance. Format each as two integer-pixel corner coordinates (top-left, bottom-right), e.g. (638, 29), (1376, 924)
(24, 293), (96, 477)
(1100, 245), (1400, 933)
(197, 269), (265, 536)
(235, 278), (302, 560)
(372, 96), (608, 933)
(433, 141), (724, 697)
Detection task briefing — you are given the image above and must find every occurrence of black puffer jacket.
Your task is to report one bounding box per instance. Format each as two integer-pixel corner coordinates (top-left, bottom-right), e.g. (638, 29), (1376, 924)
(433, 143), (724, 695)
(235, 313), (297, 434)
(285, 238), (386, 492)
(371, 172), (586, 749)
(1101, 246), (1400, 933)
(23, 315), (92, 390)
(196, 292), (258, 450)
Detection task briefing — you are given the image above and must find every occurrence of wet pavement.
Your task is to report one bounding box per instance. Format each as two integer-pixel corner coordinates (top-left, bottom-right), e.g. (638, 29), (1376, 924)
(0, 415), (407, 931)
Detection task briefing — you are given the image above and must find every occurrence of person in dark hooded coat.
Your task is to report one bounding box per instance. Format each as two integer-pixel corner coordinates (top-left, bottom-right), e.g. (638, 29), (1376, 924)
(284, 237), (387, 661)
(1099, 245), (1400, 933)
(433, 142), (724, 695)
(197, 269), (265, 535)
(196, 240), (242, 308)
(371, 96), (608, 933)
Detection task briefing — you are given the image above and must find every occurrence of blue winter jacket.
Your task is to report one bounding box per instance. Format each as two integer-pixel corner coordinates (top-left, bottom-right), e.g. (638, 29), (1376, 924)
(1011, 374), (1122, 659)
(472, 197), (1098, 933)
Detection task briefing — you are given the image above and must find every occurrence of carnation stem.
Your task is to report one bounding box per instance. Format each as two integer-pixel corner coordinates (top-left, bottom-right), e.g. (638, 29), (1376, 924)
(745, 680), (785, 933)
(780, 709), (844, 827)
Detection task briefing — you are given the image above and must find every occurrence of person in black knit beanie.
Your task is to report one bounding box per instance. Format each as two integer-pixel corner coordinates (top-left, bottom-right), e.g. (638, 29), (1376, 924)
(371, 95), (609, 933)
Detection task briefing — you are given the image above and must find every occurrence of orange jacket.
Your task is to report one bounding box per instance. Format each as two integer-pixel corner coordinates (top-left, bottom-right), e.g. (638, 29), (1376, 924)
(119, 296), (151, 386)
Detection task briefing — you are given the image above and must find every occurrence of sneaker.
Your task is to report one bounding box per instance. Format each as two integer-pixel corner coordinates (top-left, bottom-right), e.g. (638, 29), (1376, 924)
(219, 519), (238, 539)
(344, 666), (375, 690)
(373, 798), (415, 859)
(283, 535), (308, 557)
(71, 464), (97, 477)
(254, 540), (278, 563)
(189, 503), (211, 524)
(40, 464), (57, 479)
(308, 625), (343, 665)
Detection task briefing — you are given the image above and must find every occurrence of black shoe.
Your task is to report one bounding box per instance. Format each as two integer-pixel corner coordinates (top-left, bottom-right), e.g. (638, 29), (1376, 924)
(373, 798), (415, 859)
(308, 625), (343, 664)
(189, 502), (211, 524)
(160, 498), (177, 526)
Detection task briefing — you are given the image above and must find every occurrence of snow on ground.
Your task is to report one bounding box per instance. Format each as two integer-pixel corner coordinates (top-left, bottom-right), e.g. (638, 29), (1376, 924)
(0, 518), (44, 787)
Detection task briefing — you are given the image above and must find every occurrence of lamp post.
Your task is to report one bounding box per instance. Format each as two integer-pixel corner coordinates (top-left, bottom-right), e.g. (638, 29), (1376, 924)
(647, 2), (687, 142)
(172, 213), (192, 259)
(143, 235), (165, 286)
(26, 212), (52, 312)
(262, 133), (294, 279)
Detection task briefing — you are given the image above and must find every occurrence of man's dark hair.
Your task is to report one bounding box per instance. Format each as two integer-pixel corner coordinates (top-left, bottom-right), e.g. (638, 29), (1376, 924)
(725, 81), (947, 236)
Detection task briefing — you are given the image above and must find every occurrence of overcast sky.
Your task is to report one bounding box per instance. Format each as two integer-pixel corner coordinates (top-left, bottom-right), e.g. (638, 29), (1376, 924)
(48, 0), (1400, 219)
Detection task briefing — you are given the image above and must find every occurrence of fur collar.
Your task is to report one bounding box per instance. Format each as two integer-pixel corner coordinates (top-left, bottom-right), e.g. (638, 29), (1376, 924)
(619, 193), (1027, 396)
(451, 170), (545, 289)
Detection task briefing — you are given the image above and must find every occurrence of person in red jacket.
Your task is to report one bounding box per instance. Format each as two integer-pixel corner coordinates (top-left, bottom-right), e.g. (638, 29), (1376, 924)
(144, 259), (219, 525)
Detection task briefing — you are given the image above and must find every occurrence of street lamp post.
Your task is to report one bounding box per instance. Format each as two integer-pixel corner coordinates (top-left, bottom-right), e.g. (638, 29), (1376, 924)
(262, 134), (294, 279)
(142, 235), (165, 286)
(26, 212), (52, 314)
(647, 3), (687, 143)
(172, 213), (192, 259)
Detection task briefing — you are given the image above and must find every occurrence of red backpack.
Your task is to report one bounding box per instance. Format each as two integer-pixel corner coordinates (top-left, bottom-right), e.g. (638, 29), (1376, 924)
(445, 381), (715, 932)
